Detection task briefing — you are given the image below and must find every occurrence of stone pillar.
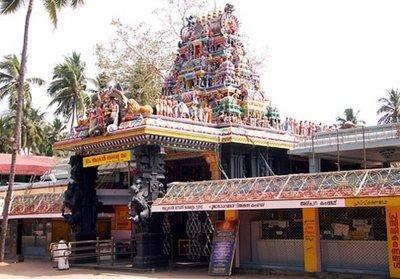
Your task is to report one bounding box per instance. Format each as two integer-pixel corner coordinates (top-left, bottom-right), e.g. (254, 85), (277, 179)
(62, 155), (99, 241)
(309, 156), (321, 173)
(131, 145), (168, 269)
(302, 208), (321, 273)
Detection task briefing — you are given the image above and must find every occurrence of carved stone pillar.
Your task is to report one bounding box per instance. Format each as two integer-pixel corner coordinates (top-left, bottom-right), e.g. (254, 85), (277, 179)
(62, 155), (99, 241)
(130, 145), (168, 268)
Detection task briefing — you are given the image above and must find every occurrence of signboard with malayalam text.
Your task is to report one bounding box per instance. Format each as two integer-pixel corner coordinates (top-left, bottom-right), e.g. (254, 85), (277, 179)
(83, 150), (133, 168)
(208, 220), (239, 276)
(152, 198), (345, 213)
(386, 206), (400, 278)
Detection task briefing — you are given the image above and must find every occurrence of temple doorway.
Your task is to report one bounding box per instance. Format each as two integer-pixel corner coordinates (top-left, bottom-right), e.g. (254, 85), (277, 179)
(161, 211), (221, 266)
(162, 154), (216, 265)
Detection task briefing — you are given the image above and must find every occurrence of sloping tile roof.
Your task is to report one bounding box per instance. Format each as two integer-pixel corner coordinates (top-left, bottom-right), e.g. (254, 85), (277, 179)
(0, 153), (59, 175)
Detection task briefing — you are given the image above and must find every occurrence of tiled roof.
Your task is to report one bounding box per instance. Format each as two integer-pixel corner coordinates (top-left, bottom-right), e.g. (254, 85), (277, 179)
(154, 167), (400, 207)
(0, 153), (59, 175)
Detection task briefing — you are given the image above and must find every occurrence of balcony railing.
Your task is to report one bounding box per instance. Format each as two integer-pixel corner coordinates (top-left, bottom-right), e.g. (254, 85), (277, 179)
(295, 123), (400, 150)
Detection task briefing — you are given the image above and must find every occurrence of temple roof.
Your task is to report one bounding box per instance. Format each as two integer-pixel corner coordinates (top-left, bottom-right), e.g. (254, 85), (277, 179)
(152, 167), (400, 212)
(53, 116), (299, 155)
(0, 153), (59, 176)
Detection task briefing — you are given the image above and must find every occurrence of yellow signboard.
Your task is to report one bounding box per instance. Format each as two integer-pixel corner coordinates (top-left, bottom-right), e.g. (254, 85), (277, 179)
(302, 208), (320, 272)
(83, 150), (132, 167)
(386, 206), (400, 278)
(346, 197), (400, 208)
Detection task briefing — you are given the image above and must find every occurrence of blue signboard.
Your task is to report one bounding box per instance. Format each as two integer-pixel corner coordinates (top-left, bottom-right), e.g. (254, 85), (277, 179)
(208, 220), (239, 276)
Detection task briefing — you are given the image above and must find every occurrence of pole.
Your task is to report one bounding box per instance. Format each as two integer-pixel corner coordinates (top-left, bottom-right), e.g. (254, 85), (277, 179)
(336, 129), (340, 171)
(362, 126), (366, 169)
(96, 237), (100, 265)
(311, 132), (315, 172)
(127, 161), (131, 187)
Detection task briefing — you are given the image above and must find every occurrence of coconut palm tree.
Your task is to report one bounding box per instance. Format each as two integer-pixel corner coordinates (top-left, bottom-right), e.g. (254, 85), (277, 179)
(0, 114), (12, 153)
(336, 108), (365, 128)
(0, 0), (85, 261)
(0, 54), (44, 109)
(89, 71), (110, 94)
(48, 52), (90, 133)
(377, 89), (400, 124)
(22, 107), (46, 155)
(38, 118), (67, 156)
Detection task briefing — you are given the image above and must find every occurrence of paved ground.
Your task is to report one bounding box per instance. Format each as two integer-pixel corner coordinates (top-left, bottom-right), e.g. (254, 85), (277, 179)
(0, 260), (313, 279)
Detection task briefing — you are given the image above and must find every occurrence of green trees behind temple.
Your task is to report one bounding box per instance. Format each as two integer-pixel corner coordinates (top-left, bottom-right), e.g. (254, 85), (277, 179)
(0, 54), (67, 155)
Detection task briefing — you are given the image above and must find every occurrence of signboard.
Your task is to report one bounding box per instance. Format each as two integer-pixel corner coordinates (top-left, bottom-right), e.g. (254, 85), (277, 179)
(346, 197), (400, 207)
(83, 150), (132, 168)
(114, 205), (130, 230)
(303, 208), (320, 272)
(152, 199), (345, 212)
(208, 220), (239, 276)
(386, 206), (400, 278)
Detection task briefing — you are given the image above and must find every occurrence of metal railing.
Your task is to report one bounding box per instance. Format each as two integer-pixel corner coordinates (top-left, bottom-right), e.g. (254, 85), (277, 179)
(50, 237), (136, 266)
(295, 123), (400, 150)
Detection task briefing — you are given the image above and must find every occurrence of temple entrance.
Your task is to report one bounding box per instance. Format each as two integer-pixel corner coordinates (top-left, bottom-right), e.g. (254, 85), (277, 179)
(161, 211), (219, 266)
(162, 154), (216, 266)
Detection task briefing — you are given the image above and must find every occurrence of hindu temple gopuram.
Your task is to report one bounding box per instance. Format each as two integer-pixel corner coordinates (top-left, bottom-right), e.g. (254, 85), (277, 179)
(160, 3), (271, 127)
(43, 3), (400, 277)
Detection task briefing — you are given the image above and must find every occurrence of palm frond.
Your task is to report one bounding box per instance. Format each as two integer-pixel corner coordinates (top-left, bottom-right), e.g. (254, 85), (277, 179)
(43, 0), (59, 27)
(0, 0), (24, 14)
(70, 0), (84, 8)
(26, 77), (45, 86)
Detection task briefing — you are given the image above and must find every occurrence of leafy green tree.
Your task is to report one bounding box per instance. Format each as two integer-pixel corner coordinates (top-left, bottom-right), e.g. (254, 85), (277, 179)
(377, 89), (400, 124)
(336, 108), (365, 128)
(0, 0), (85, 261)
(0, 54), (44, 109)
(96, 20), (172, 105)
(48, 52), (90, 133)
(95, 0), (207, 105)
(22, 107), (46, 155)
(38, 118), (67, 156)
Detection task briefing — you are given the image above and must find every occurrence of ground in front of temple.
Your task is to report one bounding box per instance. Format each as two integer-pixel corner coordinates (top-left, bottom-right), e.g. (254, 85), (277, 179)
(0, 260), (315, 279)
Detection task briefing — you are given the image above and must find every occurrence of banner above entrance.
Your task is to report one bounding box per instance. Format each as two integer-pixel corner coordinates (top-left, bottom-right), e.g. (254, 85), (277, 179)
(83, 150), (133, 168)
(152, 199), (345, 212)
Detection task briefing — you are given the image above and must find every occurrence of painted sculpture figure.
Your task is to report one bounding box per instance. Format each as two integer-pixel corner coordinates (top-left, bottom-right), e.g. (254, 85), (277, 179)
(160, 4), (271, 125)
(72, 4), (275, 140)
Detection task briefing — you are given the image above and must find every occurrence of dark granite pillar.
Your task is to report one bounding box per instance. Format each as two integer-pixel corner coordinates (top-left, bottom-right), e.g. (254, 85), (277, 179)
(130, 145), (168, 269)
(62, 155), (99, 262)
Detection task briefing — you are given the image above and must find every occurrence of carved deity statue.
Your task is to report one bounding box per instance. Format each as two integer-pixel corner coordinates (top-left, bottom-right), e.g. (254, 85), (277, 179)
(128, 179), (151, 224)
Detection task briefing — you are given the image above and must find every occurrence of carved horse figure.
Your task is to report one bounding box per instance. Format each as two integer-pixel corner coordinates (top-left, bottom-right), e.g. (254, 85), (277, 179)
(177, 101), (190, 118)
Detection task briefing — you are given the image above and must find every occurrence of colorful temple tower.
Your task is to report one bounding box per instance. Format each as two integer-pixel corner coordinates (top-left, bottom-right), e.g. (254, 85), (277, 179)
(159, 4), (272, 127)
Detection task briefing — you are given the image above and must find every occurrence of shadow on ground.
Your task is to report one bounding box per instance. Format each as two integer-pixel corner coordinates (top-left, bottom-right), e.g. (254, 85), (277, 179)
(0, 259), (316, 279)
